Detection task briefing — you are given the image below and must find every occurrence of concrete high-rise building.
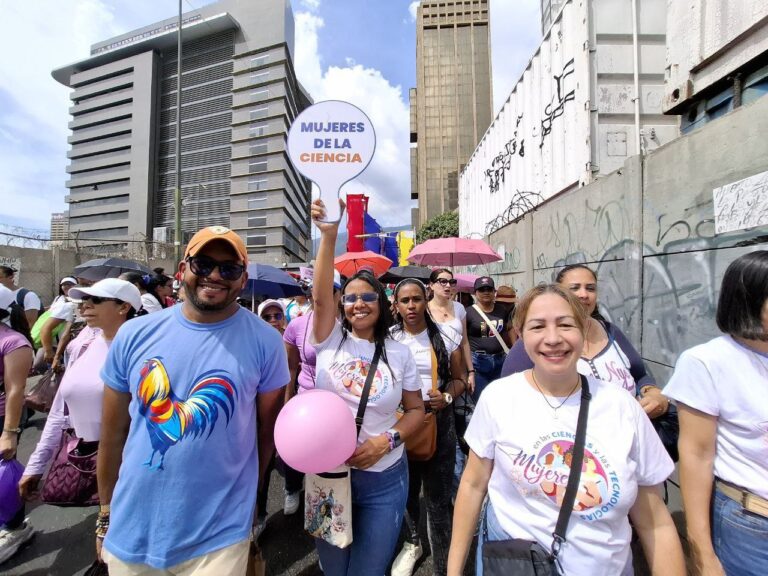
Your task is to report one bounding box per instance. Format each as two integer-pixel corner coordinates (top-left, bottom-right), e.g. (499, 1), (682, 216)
(50, 212), (69, 243)
(540, 0), (565, 33)
(52, 0), (312, 263)
(410, 0), (493, 227)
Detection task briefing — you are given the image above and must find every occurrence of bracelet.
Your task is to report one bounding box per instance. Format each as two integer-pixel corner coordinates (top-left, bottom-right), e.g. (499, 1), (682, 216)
(467, 369), (475, 374)
(383, 431), (395, 453)
(95, 513), (110, 538)
(2, 427), (22, 435)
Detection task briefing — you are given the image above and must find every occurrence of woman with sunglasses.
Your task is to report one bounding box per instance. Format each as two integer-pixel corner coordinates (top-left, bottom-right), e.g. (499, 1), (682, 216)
(258, 299), (286, 334)
(501, 264), (670, 422)
(311, 199), (425, 576)
(0, 286), (34, 564)
(448, 284), (684, 576)
(428, 269), (474, 393)
(389, 278), (465, 576)
(18, 279), (141, 508)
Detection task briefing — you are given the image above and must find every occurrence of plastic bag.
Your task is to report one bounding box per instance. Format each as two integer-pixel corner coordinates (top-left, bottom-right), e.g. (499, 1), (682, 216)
(0, 458), (24, 524)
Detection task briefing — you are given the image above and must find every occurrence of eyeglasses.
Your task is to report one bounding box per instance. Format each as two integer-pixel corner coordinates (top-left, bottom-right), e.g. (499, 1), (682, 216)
(435, 278), (457, 287)
(78, 296), (121, 305)
(397, 296), (424, 305)
(341, 292), (379, 306)
(262, 312), (284, 321)
(187, 256), (245, 281)
(476, 287), (494, 293)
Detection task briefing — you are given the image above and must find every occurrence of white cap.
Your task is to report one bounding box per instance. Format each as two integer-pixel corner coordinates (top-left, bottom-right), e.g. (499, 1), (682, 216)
(60, 276), (77, 286)
(68, 278), (143, 311)
(0, 285), (13, 311)
(257, 299), (286, 318)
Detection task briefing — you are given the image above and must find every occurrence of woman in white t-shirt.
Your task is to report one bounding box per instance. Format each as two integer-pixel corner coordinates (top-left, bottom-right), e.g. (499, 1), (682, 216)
(665, 250), (768, 576)
(311, 199), (425, 576)
(389, 278), (465, 576)
(428, 269), (474, 392)
(447, 284), (684, 576)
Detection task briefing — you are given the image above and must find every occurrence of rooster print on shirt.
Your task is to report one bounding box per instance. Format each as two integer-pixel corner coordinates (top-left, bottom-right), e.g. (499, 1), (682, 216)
(137, 357), (237, 470)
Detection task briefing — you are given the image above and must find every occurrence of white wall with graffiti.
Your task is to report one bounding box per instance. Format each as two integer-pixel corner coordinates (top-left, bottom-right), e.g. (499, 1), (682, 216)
(471, 90), (768, 385)
(459, 0), (677, 239)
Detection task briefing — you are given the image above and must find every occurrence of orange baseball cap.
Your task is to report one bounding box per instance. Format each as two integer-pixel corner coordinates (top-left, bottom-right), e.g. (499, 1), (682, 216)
(184, 226), (249, 265)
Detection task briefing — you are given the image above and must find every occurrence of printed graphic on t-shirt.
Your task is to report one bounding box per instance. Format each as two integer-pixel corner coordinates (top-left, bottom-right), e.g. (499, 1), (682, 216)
(137, 357), (237, 470)
(327, 356), (388, 402)
(502, 432), (620, 521)
(479, 319), (503, 338)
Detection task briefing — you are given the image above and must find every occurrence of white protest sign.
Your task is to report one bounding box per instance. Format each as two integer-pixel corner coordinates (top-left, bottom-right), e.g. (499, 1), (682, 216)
(287, 100), (376, 222)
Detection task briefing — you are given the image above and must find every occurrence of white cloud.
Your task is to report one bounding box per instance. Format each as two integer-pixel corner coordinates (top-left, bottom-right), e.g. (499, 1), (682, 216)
(300, 0), (321, 11)
(489, 0), (542, 114)
(294, 12), (413, 228)
(409, 1), (420, 21)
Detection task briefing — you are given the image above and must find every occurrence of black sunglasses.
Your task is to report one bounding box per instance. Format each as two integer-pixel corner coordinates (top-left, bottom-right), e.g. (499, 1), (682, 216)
(78, 295), (122, 305)
(435, 278), (457, 287)
(476, 286), (494, 293)
(262, 312), (284, 321)
(187, 256), (245, 281)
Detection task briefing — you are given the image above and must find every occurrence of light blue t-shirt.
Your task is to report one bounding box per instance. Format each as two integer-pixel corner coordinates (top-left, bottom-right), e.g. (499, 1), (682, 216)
(100, 305), (289, 568)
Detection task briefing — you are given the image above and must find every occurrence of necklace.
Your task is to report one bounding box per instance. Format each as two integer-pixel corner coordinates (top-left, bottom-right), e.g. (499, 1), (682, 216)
(530, 370), (581, 419)
(430, 301), (451, 321)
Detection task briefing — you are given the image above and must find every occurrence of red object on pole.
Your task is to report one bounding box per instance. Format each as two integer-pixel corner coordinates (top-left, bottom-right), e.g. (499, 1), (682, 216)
(345, 194), (368, 252)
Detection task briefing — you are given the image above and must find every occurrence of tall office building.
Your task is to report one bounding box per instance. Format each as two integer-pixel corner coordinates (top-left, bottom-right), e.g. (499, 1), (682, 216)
(540, 0), (565, 33)
(410, 0), (493, 226)
(52, 0), (312, 263)
(50, 212), (69, 243)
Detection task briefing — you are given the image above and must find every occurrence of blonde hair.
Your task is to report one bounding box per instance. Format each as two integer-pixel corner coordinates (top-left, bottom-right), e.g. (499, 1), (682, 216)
(512, 283), (588, 334)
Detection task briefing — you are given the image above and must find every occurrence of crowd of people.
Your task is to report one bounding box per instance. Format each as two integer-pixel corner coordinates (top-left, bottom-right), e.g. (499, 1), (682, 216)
(0, 204), (765, 575)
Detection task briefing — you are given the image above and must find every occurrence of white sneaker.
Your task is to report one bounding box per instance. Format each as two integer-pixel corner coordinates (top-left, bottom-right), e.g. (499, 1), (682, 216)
(284, 491), (301, 515)
(390, 541), (423, 576)
(0, 520), (34, 564)
(251, 517), (267, 541)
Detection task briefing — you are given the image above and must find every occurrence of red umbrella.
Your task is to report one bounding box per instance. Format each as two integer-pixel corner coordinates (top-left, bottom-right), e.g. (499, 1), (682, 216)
(334, 251), (393, 278)
(407, 238), (502, 268)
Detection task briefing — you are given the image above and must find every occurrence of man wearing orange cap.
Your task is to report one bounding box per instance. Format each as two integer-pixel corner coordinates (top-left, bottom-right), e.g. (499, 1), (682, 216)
(96, 226), (289, 575)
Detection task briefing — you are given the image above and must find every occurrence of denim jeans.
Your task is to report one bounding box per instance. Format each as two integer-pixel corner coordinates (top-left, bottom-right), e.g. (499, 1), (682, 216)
(402, 408), (456, 575)
(712, 488), (768, 575)
(475, 503), (508, 576)
(471, 352), (505, 403)
(315, 454), (408, 576)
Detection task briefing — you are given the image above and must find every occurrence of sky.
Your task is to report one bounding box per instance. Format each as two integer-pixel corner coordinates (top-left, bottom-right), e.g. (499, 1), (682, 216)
(0, 0), (541, 233)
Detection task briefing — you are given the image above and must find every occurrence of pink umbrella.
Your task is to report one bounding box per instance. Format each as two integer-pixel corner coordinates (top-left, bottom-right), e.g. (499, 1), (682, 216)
(454, 273), (480, 293)
(334, 251), (393, 278)
(407, 237), (502, 268)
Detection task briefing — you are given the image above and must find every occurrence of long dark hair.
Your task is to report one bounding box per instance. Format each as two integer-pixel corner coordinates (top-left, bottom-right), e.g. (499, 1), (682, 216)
(555, 264), (606, 323)
(121, 270), (168, 309)
(392, 279), (452, 387)
(338, 271), (393, 368)
(0, 303), (32, 345)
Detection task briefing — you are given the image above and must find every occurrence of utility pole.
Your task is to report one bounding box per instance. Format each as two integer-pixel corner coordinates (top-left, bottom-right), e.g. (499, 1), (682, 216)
(173, 0), (183, 264)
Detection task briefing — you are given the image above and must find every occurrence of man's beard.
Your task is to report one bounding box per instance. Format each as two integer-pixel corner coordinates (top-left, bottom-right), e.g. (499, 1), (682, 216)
(183, 279), (237, 312)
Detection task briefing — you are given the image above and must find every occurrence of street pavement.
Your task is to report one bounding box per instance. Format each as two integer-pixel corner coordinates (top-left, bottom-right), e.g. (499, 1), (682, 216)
(3, 412), (684, 575)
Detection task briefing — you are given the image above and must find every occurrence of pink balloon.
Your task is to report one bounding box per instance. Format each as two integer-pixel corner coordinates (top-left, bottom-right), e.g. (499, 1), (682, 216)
(275, 389), (357, 473)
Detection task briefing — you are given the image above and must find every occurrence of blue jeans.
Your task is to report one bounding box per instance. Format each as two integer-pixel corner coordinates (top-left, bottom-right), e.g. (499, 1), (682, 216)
(471, 352), (505, 403)
(712, 488), (768, 575)
(476, 503), (508, 576)
(315, 454), (408, 576)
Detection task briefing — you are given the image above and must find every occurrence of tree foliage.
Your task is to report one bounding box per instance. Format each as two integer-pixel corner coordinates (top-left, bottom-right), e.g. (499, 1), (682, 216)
(415, 211), (459, 244)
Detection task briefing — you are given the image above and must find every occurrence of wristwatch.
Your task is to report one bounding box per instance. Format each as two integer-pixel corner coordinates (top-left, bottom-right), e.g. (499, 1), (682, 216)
(385, 428), (402, 449)
(443, 392), (454, 405)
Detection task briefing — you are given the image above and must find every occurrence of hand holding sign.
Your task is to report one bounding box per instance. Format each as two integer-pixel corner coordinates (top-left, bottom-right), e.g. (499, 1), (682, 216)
(287, 100), (376, 223)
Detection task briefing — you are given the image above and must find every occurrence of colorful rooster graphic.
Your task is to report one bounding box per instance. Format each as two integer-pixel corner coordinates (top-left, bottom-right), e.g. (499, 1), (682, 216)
(137, 358), (238, 470)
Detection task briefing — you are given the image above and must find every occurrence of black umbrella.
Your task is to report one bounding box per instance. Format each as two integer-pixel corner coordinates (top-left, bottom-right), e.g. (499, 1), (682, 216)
(72, 258), (151, 282)
(378, 265), (433, 284)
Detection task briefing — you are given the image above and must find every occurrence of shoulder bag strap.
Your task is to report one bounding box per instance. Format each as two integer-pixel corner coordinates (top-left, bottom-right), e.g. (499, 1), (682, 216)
(471, 304), (509, 354)
(355, 344), (382, 439)
(430, 346), (438, 393)
(551, 375), (591, 561)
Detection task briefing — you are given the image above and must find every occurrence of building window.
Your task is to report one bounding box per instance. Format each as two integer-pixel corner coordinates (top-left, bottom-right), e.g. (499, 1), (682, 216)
(250, 142), (268, 155)
(249, 160), (268, 173)
(246, 232), (267, 247)
(250, 55), (269, 68)
(251, 71), (269, 84)
(248, 193), (267, 208)
(248, 179), (268, 193)
(248, 214), (267, 227)
(250, 89), (270, 103)
(250, 107), (269, 120)
(249, 122), (269, 137)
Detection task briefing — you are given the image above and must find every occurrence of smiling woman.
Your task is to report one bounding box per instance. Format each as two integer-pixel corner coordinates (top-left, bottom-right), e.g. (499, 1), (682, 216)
(309, 198), (425, 576)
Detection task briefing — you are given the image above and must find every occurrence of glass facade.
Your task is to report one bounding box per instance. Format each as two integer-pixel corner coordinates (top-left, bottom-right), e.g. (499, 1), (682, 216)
(412, 0), (493, 225)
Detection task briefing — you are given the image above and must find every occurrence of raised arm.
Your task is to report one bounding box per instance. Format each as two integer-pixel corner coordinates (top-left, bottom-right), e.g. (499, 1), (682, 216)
(311, 198), (345, 344)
